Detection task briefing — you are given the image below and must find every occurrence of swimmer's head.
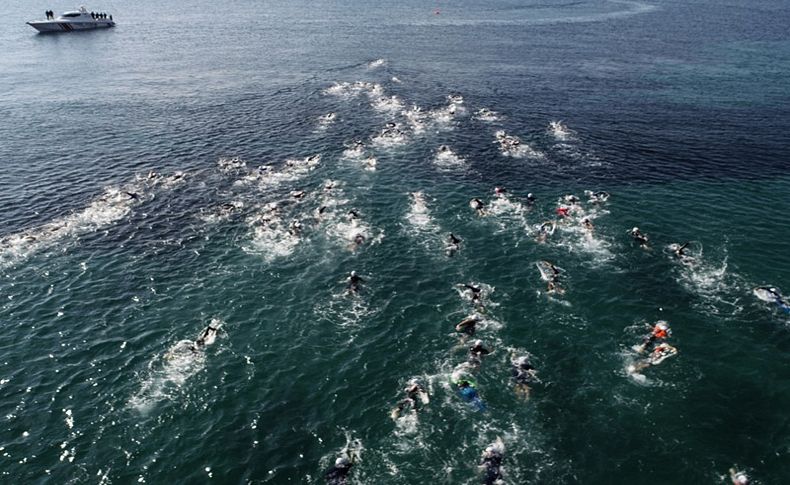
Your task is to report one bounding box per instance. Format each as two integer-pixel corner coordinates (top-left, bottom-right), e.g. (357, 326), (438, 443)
(335, 457), (349, 467)
(350, 271), (357, 277)
(473, 339), (483, 347)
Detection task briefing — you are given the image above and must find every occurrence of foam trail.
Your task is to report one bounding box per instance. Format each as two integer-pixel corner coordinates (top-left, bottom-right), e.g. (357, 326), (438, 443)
(129, 319), (223, 412)
(243, 204), (303, 262)
(0, 172), (184, 269)
(494, 130), (545, 159)
(433, 145), (466, 169)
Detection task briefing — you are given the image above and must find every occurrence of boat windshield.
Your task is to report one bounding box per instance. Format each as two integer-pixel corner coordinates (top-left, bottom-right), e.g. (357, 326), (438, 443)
(61, 12), (82, 18)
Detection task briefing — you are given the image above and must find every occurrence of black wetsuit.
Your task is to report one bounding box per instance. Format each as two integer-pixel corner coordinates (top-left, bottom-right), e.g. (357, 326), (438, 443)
(481, 452), (503, 484)
(469, 344), (491, 365)
(325, 463), (352, 484)
(456, 318), (477, 336)
(632, 231), (648, 245)
(348, 274), (364, 292)
(512, 361), (537, 384)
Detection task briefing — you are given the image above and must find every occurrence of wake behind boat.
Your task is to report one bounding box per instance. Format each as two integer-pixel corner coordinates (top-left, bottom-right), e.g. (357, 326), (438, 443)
(27, 6), (114, 33)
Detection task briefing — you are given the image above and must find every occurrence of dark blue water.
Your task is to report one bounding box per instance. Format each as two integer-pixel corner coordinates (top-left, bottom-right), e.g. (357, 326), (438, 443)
(1, 0), (790, 483)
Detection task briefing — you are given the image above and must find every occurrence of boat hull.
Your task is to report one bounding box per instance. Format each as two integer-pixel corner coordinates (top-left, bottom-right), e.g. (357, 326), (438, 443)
(27, 21), (114, 33)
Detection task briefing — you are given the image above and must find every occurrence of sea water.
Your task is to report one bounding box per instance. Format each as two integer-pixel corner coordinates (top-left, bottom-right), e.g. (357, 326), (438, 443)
(1, 0), (789, 483)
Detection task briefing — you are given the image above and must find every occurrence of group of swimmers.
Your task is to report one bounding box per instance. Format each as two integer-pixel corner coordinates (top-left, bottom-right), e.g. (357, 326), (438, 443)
(338, 273), (524, 482)
(44, 10), (112, 20)
(628, 320), (678, 373)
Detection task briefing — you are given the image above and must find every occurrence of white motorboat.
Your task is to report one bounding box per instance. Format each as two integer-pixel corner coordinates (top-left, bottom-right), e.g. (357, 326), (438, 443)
(27, 6), (115, 32)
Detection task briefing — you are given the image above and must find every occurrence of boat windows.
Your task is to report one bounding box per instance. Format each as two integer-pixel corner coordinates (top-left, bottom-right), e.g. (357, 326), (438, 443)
(62, 12), (82, 18)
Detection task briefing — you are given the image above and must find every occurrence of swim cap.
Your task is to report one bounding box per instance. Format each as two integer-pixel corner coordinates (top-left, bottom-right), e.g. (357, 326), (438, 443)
(474, 340), (483, 347)
(632, 227), (639, 232)
(335, 457), (349, 466)
(350, 271), (357, 277)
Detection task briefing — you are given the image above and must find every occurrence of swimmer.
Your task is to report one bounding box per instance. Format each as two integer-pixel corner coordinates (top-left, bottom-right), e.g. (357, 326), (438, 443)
(564, 194), (580, 204)
(404, 379), (429, 404)
(494, 187), (507, 197)
(671, 241), (696, 265)
(468, 339), (492, 366)
(633, 320), (671, 354)
(325, 455), (355, 485)
(729, 468), (750, 485)
(475, 108), (495, 119)
(446, 233), (462, 256)
(511, 354), (539, 400)
(469, 198), (486, 216)
(674, 242), (690, 258)
(538, 261), (564, 293)
(536, 222), (554, 244)
(347, 209), (360, 220)
(288, 219), (303, 236)
(390, 396), (416, 420)
(479, 439), (505, 485)
(392, 380), (429, 418)
(545, 261), (561, 279)
(753, 286), (790, 313)
(459, 283), (484, 307)
(125, 191), (140, 200)
(314, 206), (328, 220)
(556, 206), (570, 218)
(630, 342), (678, 373)
(455, 314), (480, 336)
(581, 217), (594, 232)
(586, 190), (610, 203)
(191, 320), (221, 352)
(290, 190), (306, 199)
(630, 227), (649, 246)
(438, 144), (450, 153)
(647, 342), (677, 364)
(147, 170), (160, 180)
(346, 271), (365, 293)
(455, 379), (486, 411)
(352, 234), (366, 248)
(526, 193), (537, 205)
(546, 280), (565, 295)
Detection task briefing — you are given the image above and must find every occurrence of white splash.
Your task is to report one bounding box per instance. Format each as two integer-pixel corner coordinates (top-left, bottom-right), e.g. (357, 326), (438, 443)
(494, 130), (544, 159)
(433, 145), (466, 168)
(0, 173), (181, 269)
(474, 108), (499, 122)
(548, 120), (574, 141)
